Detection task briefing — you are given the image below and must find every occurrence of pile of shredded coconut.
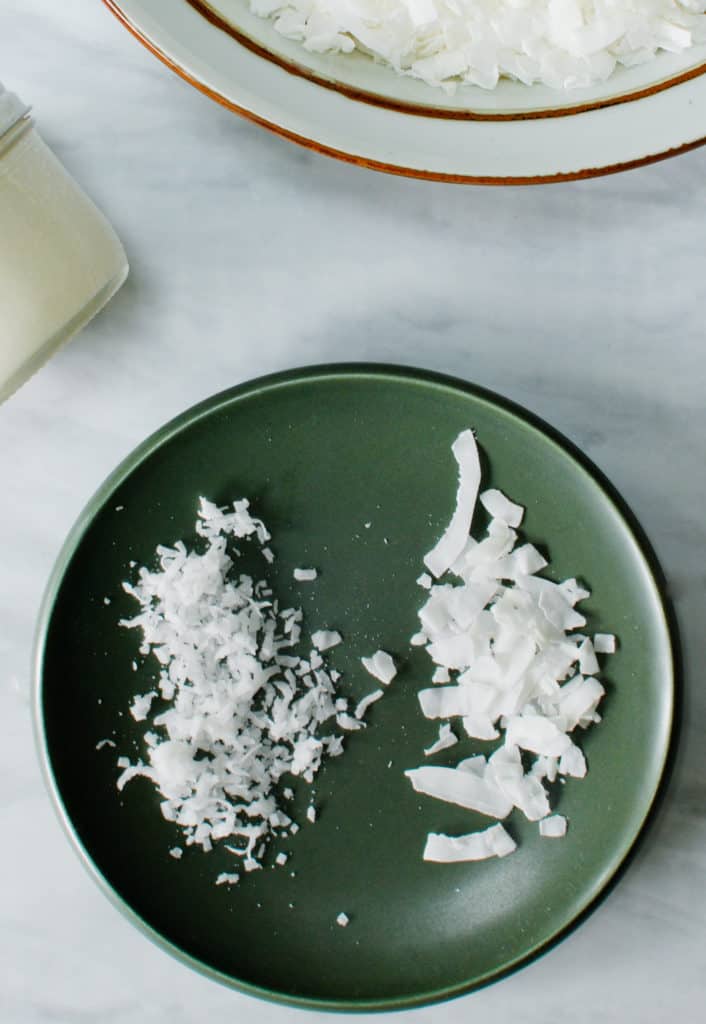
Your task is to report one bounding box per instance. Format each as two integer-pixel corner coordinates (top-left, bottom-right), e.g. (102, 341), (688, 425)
(116, 497), (375, 878)
(250, 0), (706, 91)
(405, 430), (616, 862)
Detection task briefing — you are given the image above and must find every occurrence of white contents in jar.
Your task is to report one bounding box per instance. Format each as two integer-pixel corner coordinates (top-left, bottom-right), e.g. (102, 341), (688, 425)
(0, 85), (127, 402)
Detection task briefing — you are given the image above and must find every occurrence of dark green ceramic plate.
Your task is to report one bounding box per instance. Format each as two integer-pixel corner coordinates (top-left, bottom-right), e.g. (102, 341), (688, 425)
(34, 365), (676, 1011)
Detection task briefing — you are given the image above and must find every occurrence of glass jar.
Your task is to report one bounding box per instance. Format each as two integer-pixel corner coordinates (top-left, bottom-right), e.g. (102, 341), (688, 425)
(0, 82), (128, 403)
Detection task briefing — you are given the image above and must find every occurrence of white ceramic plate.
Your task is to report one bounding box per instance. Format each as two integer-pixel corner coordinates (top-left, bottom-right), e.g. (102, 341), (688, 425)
(104, 0), (706, 183)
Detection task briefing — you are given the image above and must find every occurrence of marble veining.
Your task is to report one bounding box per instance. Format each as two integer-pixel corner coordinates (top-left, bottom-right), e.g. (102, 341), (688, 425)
(1, 2), (705, 1021)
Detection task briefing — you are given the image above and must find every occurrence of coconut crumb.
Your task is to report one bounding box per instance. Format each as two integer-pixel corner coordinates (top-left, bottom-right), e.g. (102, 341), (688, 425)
(129, 691), (156, 722)
(311, 629), (342, 651)
(215, 872), (240, 885)
(539, 814), (568, 838)
(594, 633), (617, 654)
(336, 912), (349, 927)
(293, 567), (317, 582)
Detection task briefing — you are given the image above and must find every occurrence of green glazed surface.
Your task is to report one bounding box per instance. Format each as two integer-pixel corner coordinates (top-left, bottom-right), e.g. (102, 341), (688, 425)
(34, 365), (676, 1011)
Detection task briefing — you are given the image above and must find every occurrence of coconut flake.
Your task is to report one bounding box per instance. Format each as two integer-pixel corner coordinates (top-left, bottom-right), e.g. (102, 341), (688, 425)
(594, 633), (617, 654)
(336, 912), (349, 927)
(539, 814), (567, 838)
(505, 715), (573, 758)
(337, 712), (365, 731)
(361, 650), (397, 685)
(423, 723), (458, 756)
(418, 685), (469, 719)
(405, 765), (513, 819)
(423, 823), (516, 862)
(355, 688), (384, 719)
(559, 744), (587, 778)
(312, 629), (342, 651)
(215, 872), (240, 886)
(405, 428), (615, 863)
(424, 430), (481, 578)
(578, 638), (600, 676)
(556, 675), (605, 731)
(479, 489), (524, 528)
(129, 691), (157, 722)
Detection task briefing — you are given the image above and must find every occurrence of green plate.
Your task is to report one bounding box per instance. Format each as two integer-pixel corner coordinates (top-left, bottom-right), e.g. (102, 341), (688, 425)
(34, 364), (677, 1011)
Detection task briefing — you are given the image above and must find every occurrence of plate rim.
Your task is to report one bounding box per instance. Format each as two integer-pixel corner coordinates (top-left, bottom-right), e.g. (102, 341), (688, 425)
(33, 362), (681, 1011)
(102, 0), (706, 184)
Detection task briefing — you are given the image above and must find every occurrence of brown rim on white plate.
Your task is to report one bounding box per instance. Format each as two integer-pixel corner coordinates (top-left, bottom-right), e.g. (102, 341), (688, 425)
(102, 0), (706, 184)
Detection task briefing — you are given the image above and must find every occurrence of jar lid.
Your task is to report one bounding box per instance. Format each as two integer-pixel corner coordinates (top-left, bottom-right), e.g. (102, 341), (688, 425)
(0, 82), (31, 141)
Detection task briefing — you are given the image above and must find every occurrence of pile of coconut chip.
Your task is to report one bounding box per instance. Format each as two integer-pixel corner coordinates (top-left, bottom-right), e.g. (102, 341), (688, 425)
(116, 497), (378, 880)
(405, 430), (616, 862)
(250, 0), (706, 92)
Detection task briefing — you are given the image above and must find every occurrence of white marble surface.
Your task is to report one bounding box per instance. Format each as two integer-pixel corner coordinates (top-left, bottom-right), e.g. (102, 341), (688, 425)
(2, 3), (706, 1022)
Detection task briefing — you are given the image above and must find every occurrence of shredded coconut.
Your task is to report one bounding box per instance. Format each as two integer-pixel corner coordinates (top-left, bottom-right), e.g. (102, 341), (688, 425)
(250, 0), (706, 92)
(115, 497), (358, 876)
(336, 911), (350, 927)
